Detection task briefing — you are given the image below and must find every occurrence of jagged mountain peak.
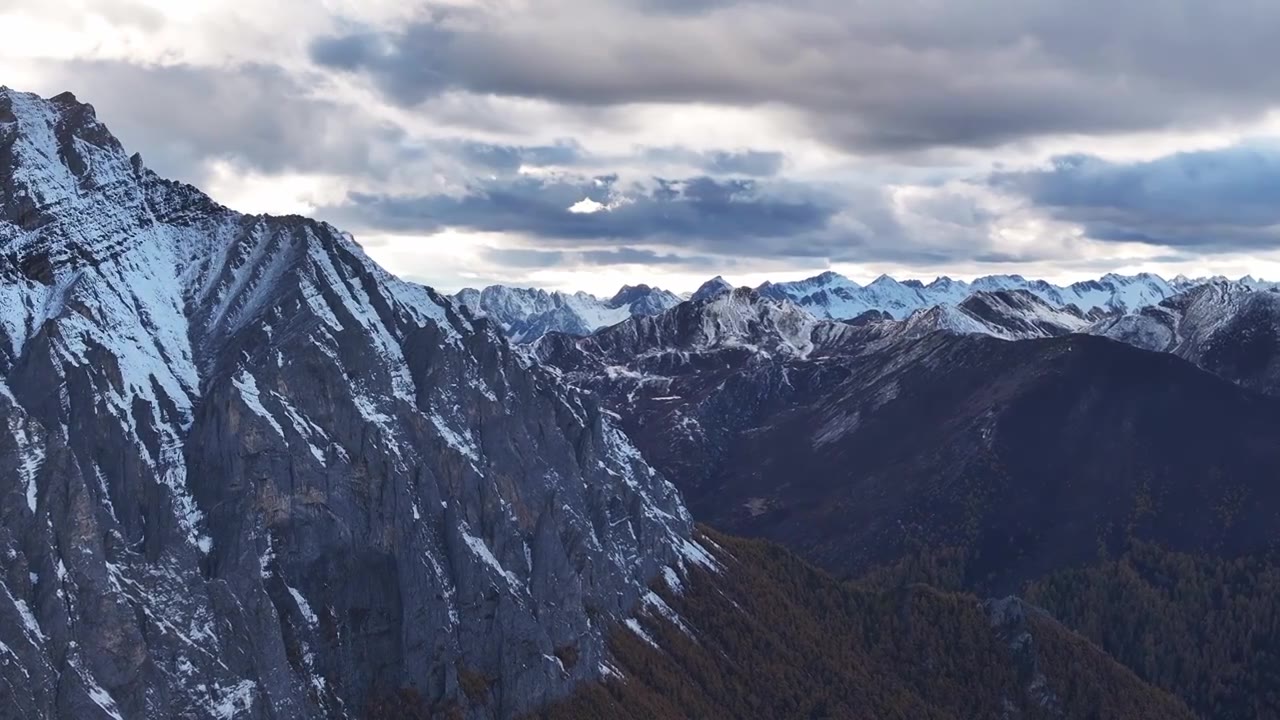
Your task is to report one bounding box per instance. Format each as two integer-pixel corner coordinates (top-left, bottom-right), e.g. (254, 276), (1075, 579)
(531, 287), (835, 384)
(956, 289), (1090, 337)
(752, 269), (1182, 321)
(1, 87), (702, 719)
(609, 283), (654, 304)
(474, 269), (1216, 342)
(639, 286), (821, 357)
(453, 281), (681, 343)
(690, 274), (734, 302)
(803, 269), (845, 284)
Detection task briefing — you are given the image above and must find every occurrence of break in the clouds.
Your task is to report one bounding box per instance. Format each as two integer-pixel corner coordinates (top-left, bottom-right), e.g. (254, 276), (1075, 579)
(7, 0), (1280, 293)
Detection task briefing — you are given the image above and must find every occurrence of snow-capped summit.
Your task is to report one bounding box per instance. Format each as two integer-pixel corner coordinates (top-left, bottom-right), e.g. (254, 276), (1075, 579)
(530, 288), (853, 397)
(755, 269), (1182, 320)
(1169, 273), (1276, 294)
(454, 282), (681, 342)
(678, 287), (820, 357)
(850, 289), (1092, 345)
(1071, 272), (1175, 312)
(472, 269), (1220, 344)
(610, 283), (676, 313)
(758, 270), (858, 299)
(562, 287), (825, 364)
(690, 275), (735, 302)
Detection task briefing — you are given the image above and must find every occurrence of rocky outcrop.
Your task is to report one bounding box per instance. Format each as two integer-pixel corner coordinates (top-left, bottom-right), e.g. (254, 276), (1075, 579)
(0, 87), (698, 719)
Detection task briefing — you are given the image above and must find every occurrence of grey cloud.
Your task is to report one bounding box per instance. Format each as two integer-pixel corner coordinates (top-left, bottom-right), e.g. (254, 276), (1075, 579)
(703, 150), (785, 176)
(481, 246), (718, 269)
(321, 174), (840, 250)
(578, 248), (719, 267)
(7, 0), (164, 30)
(310, 24), (457, 104)
(458, 142), (785, 176)
(318, 170), (1032, 270)
(992, 145), (1280, 250)
(38, 61), (406, 185)
(626, 0), (740, 14)
(642, 147), (785, 176)
(453, 140), (584, 172)
(38, 61), (785, 190)
(310, 1), (1280, 152)
(37, 57), (796, 204)
(482, 247), (568, 268)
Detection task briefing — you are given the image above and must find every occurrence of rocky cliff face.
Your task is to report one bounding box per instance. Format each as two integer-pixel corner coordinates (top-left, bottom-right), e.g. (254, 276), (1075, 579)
(0, 87), (698, 719)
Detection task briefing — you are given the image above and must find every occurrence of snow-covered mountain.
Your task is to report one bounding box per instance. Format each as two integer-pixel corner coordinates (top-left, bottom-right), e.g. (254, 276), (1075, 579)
(531, 287), (1100, 431)
(454, 283), (681, 342)
(534, 278), (1280, 598)
(477, 270), (1201, 342)
(1090, 281), (1280, 397)
(688, 275), (734, 302)
(0, 87), (705, 719)
(532, 288), (838, 380)
(1171, 274), (1280, 294)
(894, 290), (1094, 341)
(759, 270), (1179, 320)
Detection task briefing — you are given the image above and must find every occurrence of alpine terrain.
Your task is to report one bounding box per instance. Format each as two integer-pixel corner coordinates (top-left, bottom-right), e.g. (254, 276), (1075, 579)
(454, 284), (681, 343)
(537, 283), (1280, 718)
(0, 87), (702, 719)
(0, 86), (1255, 720)
(470, 268), (1227, 344)
(1090, 280), (1280, 397)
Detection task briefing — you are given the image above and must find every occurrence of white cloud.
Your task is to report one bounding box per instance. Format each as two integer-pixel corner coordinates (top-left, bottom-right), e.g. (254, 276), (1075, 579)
(567, 197), (606, 214)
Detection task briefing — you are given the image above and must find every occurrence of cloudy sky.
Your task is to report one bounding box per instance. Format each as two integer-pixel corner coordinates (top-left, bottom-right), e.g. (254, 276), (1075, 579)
(6, 0), (1280, 294)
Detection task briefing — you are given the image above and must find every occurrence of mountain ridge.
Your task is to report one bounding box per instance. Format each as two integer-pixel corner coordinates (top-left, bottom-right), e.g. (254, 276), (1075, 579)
(462, 269), (1278, 342)
(0, 85), (703, 719)
(535, 287), (1280, 591)
(454, 284), (681, 343)
(7, 84), (1277, 720)
(1090, 280), (1280, 397)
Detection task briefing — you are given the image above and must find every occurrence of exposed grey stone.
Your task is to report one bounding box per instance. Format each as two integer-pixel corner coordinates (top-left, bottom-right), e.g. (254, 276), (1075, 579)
(0, 86), (693, 719)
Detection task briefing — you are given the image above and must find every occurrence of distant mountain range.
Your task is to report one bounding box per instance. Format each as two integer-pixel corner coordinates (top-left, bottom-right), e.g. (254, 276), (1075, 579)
(460, 270), (1276, 342)
(533, 287), (1280, 592)
(534, 281), (1280, 717)
(455, 284), (682, 342)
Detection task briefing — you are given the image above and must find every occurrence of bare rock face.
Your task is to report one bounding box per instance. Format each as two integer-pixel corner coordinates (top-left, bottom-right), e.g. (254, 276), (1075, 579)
(0, 87), (697, 719)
